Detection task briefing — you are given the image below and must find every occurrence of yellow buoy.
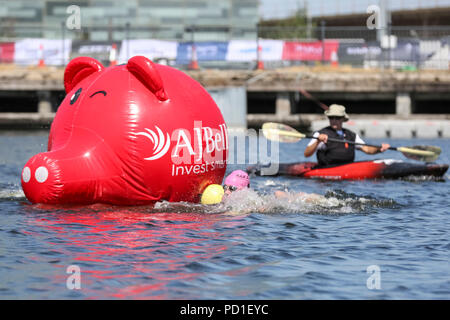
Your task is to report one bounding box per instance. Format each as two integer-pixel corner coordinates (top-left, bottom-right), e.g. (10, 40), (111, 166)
(201, 184), (224, 205)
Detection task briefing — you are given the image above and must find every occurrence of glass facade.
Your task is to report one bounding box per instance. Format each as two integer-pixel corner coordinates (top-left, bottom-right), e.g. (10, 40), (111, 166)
(0, 0), (259, 40)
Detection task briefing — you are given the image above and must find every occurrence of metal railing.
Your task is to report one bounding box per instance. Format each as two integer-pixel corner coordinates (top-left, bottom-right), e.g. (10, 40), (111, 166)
(0, 24), (449, 70)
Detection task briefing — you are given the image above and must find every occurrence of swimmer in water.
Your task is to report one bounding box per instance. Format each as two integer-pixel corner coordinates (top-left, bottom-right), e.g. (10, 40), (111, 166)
(223, 169), (251, 197)
(201, 170), (324, 206)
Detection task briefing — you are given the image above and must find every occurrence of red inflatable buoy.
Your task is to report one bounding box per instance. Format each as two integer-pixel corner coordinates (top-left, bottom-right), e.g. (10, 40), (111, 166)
(22, 56), (228, 205)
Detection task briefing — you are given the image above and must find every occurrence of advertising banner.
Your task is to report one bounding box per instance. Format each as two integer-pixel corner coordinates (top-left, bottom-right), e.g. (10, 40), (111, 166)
(176, 42), (228, 64)
(337, 42), (382, 66)
(226, 39), (283, 61)
(282, 40), (339, 61)
(71, 40), (119, 66)
(0, 42), (15, 63)
(14, 39), (71, 66)
(419, 40), (448, 69)
(392, 40), (420, 61)
(118, 39), (178, 64)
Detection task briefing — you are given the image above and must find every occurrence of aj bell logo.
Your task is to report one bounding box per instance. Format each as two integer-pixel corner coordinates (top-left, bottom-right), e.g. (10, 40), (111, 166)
(136, 122), (228, 174)
(136, 126), (171, 160)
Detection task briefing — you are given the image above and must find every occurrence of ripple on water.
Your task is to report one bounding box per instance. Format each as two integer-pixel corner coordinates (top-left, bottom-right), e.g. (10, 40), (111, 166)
(0, 135), (449, 299)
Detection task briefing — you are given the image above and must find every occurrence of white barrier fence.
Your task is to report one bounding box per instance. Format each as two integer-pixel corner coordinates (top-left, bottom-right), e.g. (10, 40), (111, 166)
(2, 38), (449, 70)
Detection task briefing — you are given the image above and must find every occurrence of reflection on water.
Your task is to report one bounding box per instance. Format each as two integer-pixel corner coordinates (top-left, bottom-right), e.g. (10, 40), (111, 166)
(15, 187), (401, 299)
(23, 204), (249, 299)
(0, 132), (449, 299)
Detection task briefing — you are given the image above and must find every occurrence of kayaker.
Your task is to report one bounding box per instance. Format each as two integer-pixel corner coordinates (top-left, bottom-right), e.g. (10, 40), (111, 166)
(304, 104), (390, 167)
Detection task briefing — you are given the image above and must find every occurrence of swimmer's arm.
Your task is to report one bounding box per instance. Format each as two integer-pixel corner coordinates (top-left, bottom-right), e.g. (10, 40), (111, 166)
(275, 190), (288, 198)
(302, 193), (324, 203)
(275, 190), (324, 203)
(275, 190), (318, 198)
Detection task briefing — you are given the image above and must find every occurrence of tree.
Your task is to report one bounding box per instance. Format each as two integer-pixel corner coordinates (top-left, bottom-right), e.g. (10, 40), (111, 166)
(258, 8), (315, 40)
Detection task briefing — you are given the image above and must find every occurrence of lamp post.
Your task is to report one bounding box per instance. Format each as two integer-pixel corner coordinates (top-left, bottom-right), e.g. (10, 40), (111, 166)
(321, 20), (326, 65)
(125, 22), (130, 61)
(61, 21), (65, 66)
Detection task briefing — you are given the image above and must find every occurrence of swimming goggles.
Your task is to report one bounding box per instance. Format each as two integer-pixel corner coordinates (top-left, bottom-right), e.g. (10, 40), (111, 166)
(223, 185), (238, 192)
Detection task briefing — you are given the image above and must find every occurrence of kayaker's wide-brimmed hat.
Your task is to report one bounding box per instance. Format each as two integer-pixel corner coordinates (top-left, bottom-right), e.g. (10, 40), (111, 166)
(324, 104), (349, 122)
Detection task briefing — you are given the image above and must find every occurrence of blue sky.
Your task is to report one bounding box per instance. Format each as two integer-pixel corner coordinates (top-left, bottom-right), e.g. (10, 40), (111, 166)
(259, 0), (450, 19)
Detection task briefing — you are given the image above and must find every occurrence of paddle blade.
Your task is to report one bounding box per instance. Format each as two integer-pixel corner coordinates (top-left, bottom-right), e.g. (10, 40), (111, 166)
(397, 145), (441, 162)
(262, 122), (305, 143)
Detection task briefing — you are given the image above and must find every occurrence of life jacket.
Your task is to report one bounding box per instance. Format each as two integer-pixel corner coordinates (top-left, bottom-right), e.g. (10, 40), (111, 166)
(316, 126), (356, 167)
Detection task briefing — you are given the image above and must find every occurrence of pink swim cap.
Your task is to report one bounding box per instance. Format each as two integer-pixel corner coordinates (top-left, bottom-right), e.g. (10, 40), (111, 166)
(224, 170), (250, 190)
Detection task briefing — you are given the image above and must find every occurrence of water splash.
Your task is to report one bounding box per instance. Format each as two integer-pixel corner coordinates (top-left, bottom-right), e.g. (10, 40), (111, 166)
(6, 182), (398, 216)
(0, 185), (26, 201)
(153, 200), (228, 215)
(220, 188), (399, 215)
(323, 189), (399, 213)
(399, 175), (446, 182)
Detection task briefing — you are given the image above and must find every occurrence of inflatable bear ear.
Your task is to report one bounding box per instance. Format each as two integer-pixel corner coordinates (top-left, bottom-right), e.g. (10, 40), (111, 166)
(64, 57), (104, 93)
(127, 56), (168, 101)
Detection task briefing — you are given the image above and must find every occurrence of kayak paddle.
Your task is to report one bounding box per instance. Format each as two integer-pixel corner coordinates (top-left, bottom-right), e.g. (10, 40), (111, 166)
(262, 122), (441, 162)
(298, 88), (329, 111)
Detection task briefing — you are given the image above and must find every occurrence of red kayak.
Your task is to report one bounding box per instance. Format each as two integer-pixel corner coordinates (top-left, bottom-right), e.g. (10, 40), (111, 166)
(247, 159), (449, 180)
